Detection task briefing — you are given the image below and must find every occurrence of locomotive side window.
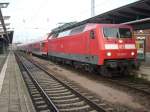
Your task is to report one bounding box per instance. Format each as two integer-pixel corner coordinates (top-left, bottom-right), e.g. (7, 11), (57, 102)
(103, 27), (132, 38)
(70, 25), (85, 35)
(90, 30), (95, 39)
(58, 30), (71, 38)
(52, 33), (58, 38)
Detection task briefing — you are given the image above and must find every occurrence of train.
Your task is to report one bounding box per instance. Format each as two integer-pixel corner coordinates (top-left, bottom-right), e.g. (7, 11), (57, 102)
(18, 23), (137, 77)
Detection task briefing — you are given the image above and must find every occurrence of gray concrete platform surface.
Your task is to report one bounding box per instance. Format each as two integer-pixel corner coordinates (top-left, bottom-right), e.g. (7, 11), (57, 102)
(0, 53), (8, 72)
(0, 52), (35, 112)
(137, 52), (150, 81)
(144, 52), (150, 66)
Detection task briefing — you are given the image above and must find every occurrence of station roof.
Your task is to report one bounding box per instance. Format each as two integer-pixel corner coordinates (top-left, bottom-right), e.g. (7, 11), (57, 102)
(52, 0), (150, 33)
(0, 3), (13, 44)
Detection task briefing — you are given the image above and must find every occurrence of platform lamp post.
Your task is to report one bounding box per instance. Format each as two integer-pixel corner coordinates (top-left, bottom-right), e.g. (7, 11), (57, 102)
(0, 3), (10, 43)
(91, 0), (95, 17)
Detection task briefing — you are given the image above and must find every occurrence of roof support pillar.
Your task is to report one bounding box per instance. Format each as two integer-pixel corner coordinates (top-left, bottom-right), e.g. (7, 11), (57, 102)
(0, 8), (9, 43)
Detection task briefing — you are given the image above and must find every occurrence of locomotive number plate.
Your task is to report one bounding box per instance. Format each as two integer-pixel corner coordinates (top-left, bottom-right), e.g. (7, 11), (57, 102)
(118, 44), (125, 49)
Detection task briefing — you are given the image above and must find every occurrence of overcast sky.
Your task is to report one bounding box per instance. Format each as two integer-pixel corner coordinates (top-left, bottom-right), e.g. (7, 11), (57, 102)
(1, 0), (138, 43)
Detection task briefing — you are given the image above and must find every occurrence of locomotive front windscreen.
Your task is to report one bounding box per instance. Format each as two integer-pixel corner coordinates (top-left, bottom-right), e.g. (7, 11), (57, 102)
(103, 27), (132, 38)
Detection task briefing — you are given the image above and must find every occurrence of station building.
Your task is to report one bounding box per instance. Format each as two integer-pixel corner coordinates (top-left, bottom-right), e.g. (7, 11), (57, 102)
(134, 29), (150, 52)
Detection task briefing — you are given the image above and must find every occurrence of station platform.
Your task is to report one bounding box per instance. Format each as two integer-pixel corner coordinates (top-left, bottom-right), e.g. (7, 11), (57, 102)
(145, 52), (150, 66)
(0, 53), (7, 72)
(0, 52), (35, 112)
(138, 52), (150, 81)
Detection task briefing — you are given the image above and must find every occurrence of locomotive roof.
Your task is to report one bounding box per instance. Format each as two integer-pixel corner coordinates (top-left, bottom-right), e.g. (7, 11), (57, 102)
(51, 23), (132, 34)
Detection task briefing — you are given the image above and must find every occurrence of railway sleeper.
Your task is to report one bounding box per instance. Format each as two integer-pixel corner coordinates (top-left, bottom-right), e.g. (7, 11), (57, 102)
(36, 104), (49, 111)
(44, 88), (69, 93)
(43, 86), (65, 91)
(33, 97), (43, 101)
(35, 101), (46, 106)
(56, 101), (85, 108)
(57, 102), (89, 110)
(52, 97), (80, 103)
(43, 85), (63, 88)
(50, 94), (75, 100)
(59, 105), (92, 112)
(47, 91), (72, 96)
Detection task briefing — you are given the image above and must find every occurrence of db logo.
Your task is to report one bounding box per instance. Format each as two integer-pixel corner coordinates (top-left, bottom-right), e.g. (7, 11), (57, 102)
(118, 44), (125, 49)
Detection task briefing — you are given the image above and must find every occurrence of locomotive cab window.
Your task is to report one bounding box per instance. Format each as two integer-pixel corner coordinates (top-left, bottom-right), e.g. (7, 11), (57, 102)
(103, 27), (119, 38)
(103, 27), (132, 38)
(119, 28), (132, 38)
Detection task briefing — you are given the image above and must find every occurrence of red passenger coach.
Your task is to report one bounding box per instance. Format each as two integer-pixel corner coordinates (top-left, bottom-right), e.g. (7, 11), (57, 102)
(40, 40), (48, 56)
(31, 42), (40, 55)
(31, 40), (48, 56)
(48, 23), (137, 76)
(18, 34), (49, 57)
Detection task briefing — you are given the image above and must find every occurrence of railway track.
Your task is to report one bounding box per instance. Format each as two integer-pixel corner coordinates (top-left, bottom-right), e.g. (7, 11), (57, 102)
(107, 77), (150, 96)
(16, 53), (114, 112)
(32, 53), (150, 97)
(40, 55), (150, 96)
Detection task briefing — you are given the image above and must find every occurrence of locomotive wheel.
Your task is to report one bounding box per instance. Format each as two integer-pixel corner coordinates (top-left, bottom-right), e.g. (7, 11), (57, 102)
(84, 65), (94, 73)
(73, 62), (80, 69)
(98, 66), (112, 77)
(120, 67), (131, 76)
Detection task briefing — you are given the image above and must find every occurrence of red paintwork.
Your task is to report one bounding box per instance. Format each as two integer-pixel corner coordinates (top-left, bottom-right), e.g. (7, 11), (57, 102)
(31, 42), (41, 55)
(41, 40), (48, 55)
(19, 23), (137, 66)
(99, 24), (137, 64)
(28, 33), (50, 55)
(48, 24), (99, 56)
(19, 40), (48, 56)
(48, 23), (137, 65)
(31, 40), (48, 55)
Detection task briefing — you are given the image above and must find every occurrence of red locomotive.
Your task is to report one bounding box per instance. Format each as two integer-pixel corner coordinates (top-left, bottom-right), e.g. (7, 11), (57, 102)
(19, 23), (137, 76)
(48, 23), (137, 76)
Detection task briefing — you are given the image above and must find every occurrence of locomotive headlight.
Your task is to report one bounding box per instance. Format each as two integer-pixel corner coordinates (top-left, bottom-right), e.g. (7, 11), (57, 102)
(106, 52), (112, 56)
(131, 52), (135, 56)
